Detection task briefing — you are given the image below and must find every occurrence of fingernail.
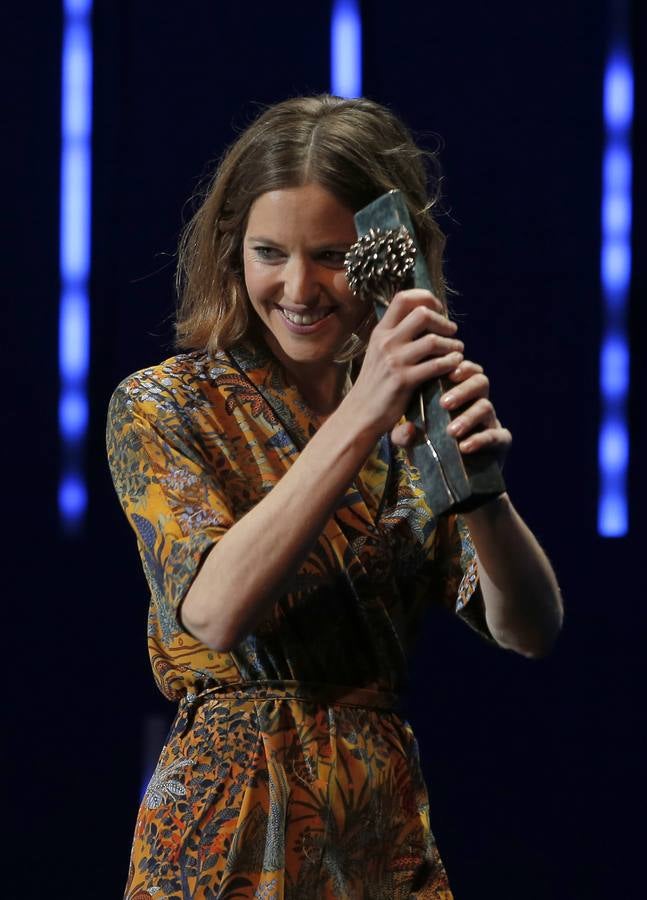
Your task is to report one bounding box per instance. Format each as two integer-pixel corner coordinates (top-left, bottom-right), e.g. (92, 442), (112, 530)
(441, 392), (455, 408)
(447, 420), (461, 435)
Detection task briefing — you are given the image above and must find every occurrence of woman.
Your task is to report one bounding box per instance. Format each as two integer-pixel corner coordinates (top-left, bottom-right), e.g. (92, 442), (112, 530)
(107, 94), (563, 899)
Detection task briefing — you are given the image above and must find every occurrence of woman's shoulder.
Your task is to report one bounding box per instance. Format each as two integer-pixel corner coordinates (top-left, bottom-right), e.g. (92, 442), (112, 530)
(107, 348), (240, 427)
(113, 349), (236, 395)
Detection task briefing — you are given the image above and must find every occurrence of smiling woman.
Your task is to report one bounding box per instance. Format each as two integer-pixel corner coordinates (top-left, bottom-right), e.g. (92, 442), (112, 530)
(107, 95), (562, 899)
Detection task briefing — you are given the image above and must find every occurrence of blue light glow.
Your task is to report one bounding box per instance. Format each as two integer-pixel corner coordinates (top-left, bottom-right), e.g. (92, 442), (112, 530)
(603, 145), (630, 191)
(599, 421), (628, 473)
(598, 41), (632, 538)
(62, 24), (93, 138)
(59, 289), (90, 380)
(598, 491), (627, 537)
(58, 473), (88, 521)
(59, 390), (89, 441)
(331, 0), (362, 98)
(65, 0), (92, 14)
(601, 241), (631, 294)
(602, 192), (631, 236)
(60, 144), (92, 281)
(59, 0), (93, 532)
(600, 335), (629, 399)
(604, 56), (634, 130)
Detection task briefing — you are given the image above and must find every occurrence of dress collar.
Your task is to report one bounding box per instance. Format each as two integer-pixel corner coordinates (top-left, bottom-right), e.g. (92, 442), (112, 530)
(225, 338), (391, 526)
(227, 339), (331, 450)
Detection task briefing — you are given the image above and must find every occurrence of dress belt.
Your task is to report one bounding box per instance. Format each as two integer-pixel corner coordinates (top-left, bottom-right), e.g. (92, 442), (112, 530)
(181, 679), (399, 711)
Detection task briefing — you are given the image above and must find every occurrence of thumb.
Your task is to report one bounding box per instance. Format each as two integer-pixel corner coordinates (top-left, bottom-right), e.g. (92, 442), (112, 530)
(390, 420), (417, 448)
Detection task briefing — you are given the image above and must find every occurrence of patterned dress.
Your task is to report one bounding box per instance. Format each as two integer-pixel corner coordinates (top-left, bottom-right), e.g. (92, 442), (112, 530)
(106, 339), (490, 900)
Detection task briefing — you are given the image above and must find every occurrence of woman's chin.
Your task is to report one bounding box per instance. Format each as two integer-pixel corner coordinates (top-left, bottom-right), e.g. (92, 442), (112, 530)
(263, 330), (343, 368)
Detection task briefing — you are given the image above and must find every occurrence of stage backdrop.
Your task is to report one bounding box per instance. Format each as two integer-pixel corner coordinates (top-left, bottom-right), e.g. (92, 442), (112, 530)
(5, 1), (644, 897)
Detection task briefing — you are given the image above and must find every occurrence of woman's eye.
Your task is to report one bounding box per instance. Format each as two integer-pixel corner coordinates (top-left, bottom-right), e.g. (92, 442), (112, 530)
(319, 250), (347, 266)
(254, 246), (283, 261)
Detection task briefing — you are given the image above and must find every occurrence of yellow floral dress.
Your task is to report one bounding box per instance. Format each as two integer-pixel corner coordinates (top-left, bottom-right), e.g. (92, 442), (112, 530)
(106, 339), (490, 900)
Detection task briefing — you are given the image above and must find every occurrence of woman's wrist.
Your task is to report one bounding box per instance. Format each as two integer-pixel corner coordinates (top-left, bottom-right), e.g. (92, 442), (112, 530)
(332, 390), (384, 452)
(461, 491), (513, 532)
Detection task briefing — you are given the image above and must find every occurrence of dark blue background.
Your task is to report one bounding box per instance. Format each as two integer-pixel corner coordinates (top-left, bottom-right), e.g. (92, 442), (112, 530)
(6, 1), (644, 897)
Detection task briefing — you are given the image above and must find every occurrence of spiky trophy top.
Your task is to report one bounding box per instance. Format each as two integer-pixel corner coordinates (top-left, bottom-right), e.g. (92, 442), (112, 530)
(344, 225), (417, 309)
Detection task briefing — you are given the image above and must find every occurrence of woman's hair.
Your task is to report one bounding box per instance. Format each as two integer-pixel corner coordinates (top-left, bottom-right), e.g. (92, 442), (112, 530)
(175, 94), (447, 356)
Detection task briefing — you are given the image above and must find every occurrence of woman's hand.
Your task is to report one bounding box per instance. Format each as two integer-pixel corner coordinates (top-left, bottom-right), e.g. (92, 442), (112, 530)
(390, 358), (512, 469)
(440, 359), (512, 467)
(348, 289), (464, 439)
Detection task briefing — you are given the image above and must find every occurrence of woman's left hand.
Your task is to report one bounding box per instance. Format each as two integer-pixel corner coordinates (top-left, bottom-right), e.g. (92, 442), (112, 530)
(390, 359), (512, 469)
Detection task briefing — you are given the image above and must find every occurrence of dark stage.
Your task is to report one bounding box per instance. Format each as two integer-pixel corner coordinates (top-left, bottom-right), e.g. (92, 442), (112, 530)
(5, 1), (644, 897)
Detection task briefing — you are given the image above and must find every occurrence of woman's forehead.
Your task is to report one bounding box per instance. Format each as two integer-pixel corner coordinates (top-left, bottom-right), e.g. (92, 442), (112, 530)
(245, 184), (357, 243)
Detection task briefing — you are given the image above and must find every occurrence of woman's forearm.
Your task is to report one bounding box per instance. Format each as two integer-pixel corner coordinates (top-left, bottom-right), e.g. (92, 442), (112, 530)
(180, 395), (377, 651)
(463, 493), (563, 658)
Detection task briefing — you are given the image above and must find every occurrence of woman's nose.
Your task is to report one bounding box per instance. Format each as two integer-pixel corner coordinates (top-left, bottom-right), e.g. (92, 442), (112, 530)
(282, 256), (319, 305)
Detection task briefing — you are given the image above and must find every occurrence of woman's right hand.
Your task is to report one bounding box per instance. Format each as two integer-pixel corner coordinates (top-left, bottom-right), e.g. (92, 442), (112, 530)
(345, 289), (464, 440)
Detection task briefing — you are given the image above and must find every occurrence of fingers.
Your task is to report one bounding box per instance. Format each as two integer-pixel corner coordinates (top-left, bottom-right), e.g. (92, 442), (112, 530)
(366, 290), (463, 390)
(386, 346), (512, 465)
(447, 397), (497, 440)
(379, 289), (448, 330)
(457, 425), (512, 458)
(395, 306), (459, 344)
(440, 365), (489, 411)
(370, 291), (462, 375)
(445, 359), (484, 384)
(390, 420), (417, 447)
(391, 413), (512, 461)
(400, 330), (464, 365)
(439, 361), (512, 465)
(410, 351), (465, 385)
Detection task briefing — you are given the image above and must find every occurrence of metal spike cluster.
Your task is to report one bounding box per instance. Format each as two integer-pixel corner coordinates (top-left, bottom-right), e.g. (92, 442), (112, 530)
(344, 225), (416, 307)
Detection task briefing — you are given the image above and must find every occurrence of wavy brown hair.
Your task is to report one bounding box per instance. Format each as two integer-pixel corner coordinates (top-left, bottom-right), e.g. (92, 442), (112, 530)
(175, 94), (448, 356)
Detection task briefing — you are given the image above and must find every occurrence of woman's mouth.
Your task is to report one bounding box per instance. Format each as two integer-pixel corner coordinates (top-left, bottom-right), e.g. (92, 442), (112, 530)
(278, 307), (335, 333)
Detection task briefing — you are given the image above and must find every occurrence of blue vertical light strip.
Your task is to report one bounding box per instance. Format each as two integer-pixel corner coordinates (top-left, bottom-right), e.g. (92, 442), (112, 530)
(330, 0), (362, 97)
(598, 43), (633, 537)
(59, 0), (93, 533)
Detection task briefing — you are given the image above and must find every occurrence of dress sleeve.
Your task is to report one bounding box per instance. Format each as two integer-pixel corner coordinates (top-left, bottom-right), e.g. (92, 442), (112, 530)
(106, 380), (235, 627)
(427, 513), (494, 640)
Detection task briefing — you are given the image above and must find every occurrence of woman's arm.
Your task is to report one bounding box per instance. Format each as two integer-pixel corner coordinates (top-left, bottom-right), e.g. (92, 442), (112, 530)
(180, 398), (377, 650)
(463, 494), (563, 657)
(181, 291), (464, 650)
(434, 361), (563, 658)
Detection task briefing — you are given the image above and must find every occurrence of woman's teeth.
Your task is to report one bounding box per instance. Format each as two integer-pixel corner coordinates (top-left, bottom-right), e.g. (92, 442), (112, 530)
(280, 308), (332, 325)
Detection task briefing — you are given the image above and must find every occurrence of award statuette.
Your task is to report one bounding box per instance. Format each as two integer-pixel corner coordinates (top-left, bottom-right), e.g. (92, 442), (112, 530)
(345, 189), (505, 516)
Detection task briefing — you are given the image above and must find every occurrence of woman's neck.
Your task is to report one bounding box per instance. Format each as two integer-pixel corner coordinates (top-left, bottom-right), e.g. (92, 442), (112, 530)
(254, 325), (352, 417)
(282, 358), (350, 418)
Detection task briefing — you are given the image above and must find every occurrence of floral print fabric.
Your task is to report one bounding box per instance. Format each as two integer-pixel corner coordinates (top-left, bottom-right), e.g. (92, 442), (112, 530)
(107, 341), (489, 899)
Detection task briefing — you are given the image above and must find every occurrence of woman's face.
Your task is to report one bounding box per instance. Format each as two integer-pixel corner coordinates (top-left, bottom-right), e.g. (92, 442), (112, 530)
(242, 182), (363, 369)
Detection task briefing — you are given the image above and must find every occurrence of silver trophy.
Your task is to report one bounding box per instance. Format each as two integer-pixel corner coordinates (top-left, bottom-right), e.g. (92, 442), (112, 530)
(345, 190), (505, 515)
